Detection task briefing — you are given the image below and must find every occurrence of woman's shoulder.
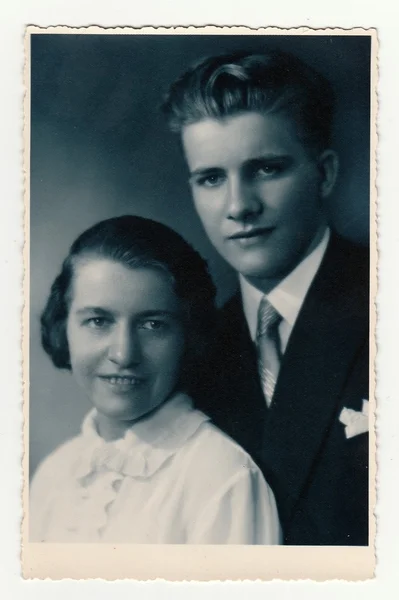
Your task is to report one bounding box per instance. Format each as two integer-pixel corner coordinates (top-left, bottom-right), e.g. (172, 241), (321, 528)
(31, 433), (85, 487)
(183, 413), (261, 476)
(176, 412), (278, 533)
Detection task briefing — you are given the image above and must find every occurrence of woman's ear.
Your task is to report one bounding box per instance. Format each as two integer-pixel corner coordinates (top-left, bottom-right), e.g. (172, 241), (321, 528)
(318, 149), (339, 199)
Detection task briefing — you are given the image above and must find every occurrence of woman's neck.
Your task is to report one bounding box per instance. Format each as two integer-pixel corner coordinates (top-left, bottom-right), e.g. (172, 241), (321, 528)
(95, 413), (136, 442)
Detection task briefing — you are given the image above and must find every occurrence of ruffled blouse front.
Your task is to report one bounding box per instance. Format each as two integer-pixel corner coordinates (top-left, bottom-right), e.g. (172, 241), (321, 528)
(30, 394), (281, 544)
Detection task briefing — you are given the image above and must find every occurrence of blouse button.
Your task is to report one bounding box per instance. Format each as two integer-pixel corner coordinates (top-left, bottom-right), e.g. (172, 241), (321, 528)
(112, 479), (122, 492)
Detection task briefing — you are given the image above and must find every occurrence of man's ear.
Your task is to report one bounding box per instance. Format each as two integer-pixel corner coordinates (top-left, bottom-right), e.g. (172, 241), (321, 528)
(317, 149), (339, 199)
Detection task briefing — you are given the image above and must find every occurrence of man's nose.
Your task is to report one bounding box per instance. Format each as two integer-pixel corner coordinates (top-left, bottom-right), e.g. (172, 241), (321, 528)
(108, 325), (142, 367)
(226, 176), (263, 221)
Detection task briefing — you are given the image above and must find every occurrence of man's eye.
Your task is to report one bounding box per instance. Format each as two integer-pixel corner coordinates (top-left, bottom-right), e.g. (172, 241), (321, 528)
(140, 320), (166, 331)
(255, 164), (282, 177)
(251, 161), (288, 180)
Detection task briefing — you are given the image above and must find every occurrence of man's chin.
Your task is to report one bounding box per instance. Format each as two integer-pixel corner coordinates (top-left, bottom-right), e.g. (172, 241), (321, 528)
(235, 258), (296, 291)
(233, 259), (284, 281)
(226, 243), (313, 285)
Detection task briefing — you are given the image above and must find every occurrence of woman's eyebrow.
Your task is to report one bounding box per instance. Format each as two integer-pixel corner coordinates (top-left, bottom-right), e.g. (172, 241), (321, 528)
(75, 308), (181, 318)
(189, 166), (223, 179)
(75, 306), (111, 316)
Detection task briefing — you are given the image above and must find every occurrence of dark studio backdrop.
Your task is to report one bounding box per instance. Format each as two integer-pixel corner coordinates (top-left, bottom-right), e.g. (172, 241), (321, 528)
(29, 33), (371, 478)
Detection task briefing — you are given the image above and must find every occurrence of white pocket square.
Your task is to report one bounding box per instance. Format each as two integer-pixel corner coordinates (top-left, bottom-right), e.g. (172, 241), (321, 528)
(339, 400), (369, 439)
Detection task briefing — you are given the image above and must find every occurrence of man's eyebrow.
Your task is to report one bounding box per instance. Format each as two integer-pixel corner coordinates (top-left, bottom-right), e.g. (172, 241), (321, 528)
(189, 153), (293, 177)
(248, 154), (292, 162)
(136, 310), (181, 319)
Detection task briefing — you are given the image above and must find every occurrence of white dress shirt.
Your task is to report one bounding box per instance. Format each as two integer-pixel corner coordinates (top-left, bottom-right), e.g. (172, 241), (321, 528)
(240, 229), (330, 352)
(30, 393), (281, 544)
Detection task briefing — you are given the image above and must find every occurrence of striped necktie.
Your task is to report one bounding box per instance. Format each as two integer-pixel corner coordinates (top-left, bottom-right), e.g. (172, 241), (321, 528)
(256, 296), (282, 407)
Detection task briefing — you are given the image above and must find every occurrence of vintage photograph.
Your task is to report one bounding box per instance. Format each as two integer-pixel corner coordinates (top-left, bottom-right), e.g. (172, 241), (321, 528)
(23, 26), (376, 578)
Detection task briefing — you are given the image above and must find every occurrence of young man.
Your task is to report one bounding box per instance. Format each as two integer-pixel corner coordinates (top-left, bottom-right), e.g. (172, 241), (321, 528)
(162, 50), (369, 545)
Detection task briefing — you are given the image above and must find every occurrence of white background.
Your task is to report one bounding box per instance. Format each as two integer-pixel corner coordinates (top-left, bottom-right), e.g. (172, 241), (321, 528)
(0, 0), (398, 597)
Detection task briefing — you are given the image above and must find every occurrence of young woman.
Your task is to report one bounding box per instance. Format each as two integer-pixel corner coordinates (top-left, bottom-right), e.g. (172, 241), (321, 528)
(30, 215), (281, 544)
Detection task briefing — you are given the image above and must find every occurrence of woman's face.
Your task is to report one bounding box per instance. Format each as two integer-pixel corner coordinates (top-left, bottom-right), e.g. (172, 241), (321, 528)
(66, 257), (186, 432)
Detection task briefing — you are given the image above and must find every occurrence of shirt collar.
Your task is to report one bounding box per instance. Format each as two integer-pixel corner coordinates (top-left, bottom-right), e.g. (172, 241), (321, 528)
(240, 228), (330, 340)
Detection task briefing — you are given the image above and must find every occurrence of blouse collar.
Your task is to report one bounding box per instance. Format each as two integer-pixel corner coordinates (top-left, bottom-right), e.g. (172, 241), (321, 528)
(75, 393), (210, 481)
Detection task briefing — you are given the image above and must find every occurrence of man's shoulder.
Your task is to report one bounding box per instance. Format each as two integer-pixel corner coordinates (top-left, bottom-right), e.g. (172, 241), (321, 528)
(218, 235), (369, 309)
(325, 234), (369, 279)
(339, 233), (368, 258)
(219, 291), (241, 319)
(216, 292), (247, 344)
(316, 234), (370, 307)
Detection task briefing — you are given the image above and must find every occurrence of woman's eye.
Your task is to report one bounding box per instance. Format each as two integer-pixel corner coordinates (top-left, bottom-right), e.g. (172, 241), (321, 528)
(86, 317), (108, 329)
(194, 173), (225, 188)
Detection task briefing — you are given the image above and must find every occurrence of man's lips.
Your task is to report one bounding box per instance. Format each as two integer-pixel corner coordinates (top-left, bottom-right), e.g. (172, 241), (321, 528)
(228, 226), (275, 240)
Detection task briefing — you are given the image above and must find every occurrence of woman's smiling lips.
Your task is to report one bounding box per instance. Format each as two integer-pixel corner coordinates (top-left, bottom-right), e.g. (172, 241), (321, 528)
(98, 374), (147, 390)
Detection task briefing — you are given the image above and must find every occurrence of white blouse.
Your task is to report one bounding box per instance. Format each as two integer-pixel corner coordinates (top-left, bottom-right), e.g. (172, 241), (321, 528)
(30, 393), (281, 544)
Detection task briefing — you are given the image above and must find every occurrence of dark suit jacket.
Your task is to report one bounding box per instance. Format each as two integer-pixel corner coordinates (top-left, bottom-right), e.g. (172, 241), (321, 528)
(195, 235), (370, 545)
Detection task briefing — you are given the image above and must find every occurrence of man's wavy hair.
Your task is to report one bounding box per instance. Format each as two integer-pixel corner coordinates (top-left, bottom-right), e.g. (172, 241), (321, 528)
(162, 49), (336, 154)
(41, 215), (217, 395)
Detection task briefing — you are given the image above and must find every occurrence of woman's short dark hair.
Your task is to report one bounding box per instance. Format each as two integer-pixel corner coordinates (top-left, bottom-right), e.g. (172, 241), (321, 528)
(41, 215), (217, 393)
(162, 50), (335, 153)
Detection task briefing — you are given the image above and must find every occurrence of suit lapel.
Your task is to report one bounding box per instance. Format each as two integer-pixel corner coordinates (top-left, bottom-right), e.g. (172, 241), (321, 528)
(261, 236), (369, 522)
(220, 294), (268, 459)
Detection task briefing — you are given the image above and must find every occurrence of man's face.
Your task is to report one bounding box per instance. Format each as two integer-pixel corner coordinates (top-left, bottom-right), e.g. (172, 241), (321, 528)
(182, 111), (337, 286)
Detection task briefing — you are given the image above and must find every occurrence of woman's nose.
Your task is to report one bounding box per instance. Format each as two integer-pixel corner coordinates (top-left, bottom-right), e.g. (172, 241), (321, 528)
(108, 326), (142, 367)
(226, 176), (263, 222)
